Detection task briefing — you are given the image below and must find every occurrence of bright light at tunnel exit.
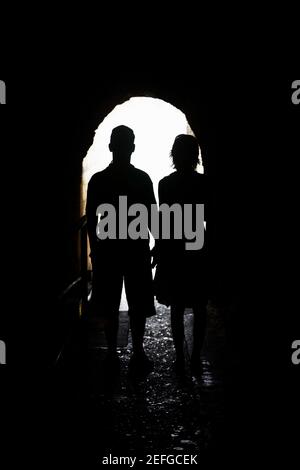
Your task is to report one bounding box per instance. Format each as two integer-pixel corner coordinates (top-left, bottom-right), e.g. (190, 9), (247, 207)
(82, 97), (203, 310)
(82, 96), (203, 203)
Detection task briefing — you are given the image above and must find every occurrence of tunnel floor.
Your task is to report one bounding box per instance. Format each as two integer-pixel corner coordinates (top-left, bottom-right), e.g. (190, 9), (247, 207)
(49, 301), (239, 466)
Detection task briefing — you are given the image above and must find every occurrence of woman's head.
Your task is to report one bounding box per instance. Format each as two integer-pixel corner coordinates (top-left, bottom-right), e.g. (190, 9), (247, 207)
(171, 134), (200, 171)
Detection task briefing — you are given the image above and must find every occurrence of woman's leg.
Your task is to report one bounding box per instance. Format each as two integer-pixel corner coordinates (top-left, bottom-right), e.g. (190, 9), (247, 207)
(171, 304), (185, 365)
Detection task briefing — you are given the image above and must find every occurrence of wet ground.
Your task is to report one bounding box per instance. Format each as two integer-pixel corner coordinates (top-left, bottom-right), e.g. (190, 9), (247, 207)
(4, 296), (297, 467)
(3, 300), (250, 467)
(53, 302), (231, 465)
(4, 292), (298, 467)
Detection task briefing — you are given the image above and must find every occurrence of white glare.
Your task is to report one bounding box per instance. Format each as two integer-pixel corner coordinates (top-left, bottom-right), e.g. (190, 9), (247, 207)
(82, 97), (203, 310)
(82, 97), (202, 204)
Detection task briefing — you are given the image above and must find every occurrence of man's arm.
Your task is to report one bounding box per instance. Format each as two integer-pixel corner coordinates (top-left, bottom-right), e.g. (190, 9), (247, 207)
(145, 175), (158, 237)
(150, 179), (165, 267)
(86, 176), (98, 257)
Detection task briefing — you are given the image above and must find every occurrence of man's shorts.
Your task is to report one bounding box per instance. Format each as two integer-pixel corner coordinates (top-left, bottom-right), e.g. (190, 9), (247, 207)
(90, 245), (156, 318)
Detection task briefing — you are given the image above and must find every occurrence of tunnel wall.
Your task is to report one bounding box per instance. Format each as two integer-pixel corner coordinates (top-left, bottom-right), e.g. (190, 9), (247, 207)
(4, 76), (269, 365)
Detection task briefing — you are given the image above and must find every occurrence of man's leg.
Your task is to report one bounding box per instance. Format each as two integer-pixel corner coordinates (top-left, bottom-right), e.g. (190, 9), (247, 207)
(124, 269), (147, 357)
(191, 303), (207, 372)
(102, 270), (123, 362)
(128, 312), (153, 376)
(171, 304), (185, 370)
(130, 313), (146, 356)
(104, 310), (119, 356)
(125, 255), (155, 375)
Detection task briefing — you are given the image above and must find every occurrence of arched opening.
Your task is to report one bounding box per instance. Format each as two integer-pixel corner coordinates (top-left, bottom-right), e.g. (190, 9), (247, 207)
(51, 87), (230, 461)
(81, 96), (203, 310)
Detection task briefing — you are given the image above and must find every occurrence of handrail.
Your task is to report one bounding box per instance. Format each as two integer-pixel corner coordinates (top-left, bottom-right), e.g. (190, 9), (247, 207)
(76, 214), (87, 231)
(58, 276), (82, 302)
(58, 214), (89, 312)
(80, 218), (89, 314)
(54, 214), (90, 367)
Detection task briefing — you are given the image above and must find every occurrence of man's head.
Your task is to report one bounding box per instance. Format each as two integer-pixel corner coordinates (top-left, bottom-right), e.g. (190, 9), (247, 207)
(109, 125), (135, 165)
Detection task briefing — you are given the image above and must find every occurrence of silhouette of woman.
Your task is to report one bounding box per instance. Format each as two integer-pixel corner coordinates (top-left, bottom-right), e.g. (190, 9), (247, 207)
(154, 135), (208, 375)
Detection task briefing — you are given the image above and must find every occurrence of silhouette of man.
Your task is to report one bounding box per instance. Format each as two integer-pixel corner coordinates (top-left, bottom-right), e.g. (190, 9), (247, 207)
(86, 125), (156, 375)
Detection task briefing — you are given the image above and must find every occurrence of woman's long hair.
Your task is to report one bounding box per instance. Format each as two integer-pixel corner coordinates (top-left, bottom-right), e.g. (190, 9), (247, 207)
(171, 134), (200, 171)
